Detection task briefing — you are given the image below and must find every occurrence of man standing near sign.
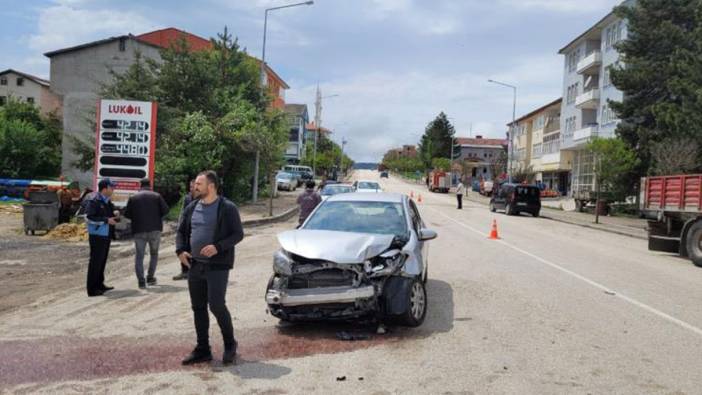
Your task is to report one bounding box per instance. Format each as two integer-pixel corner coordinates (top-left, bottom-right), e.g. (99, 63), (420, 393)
(176, 171), (244, 365)
(85, 178), (119, 297)
(124, 179), (169, 289)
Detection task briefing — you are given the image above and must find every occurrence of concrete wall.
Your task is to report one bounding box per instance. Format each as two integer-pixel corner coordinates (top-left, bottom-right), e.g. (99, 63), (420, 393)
(50, 38), (162, 186)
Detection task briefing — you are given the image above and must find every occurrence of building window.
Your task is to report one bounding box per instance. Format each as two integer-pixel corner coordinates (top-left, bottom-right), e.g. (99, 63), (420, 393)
(0, 77), (6, 86)
(16, 77), (24, 86)
(119, 37), (126, 52)
(0, 96), (6, 105)
(26, 97), (35, 104)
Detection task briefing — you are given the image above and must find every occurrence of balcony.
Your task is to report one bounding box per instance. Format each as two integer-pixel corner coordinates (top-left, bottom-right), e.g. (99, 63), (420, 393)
(575, 88), (600, 110)
(572, 125), (599, 147)
(577, 51), (602, 75)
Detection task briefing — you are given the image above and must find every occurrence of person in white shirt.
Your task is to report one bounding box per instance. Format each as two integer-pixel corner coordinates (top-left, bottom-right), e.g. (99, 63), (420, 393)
(456, 180), (465, 209)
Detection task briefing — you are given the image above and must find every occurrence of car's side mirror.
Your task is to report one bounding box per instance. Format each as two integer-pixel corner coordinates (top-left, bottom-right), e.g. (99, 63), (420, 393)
(419, 228), (438, 241)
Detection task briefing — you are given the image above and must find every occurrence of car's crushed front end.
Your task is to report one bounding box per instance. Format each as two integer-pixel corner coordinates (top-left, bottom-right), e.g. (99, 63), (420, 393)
(265, 229), (415, 321)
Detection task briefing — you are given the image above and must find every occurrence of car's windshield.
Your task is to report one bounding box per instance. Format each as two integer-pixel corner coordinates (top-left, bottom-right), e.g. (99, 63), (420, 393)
(358, 182), (380, 190)
(321, 185), (353, 195)
(304, 201), (408, 236)
(277, 173), (293, 180)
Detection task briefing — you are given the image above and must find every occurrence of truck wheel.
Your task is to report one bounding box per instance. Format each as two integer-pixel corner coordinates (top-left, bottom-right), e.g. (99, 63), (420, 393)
(686, 221), (702, 267)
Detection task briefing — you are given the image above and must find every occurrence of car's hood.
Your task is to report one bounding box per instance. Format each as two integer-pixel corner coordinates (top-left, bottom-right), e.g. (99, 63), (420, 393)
(277, 229), (395, 264)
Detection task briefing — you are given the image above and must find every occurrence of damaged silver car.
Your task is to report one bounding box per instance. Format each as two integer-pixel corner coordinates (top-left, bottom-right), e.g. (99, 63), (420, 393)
(265, 193), (437, 326)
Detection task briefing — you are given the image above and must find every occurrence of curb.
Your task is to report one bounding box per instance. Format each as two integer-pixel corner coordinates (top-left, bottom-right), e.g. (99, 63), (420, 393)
(242, 206), (299, 227)
(539, 214), (647, 240)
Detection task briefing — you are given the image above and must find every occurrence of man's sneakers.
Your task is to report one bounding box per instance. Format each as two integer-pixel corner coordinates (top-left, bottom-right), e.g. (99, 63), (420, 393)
(172, 272), (188, 281)
(138, 280), (146, 289)
(223, 341), (238, 365)
(181, 348), (213, 365)
(87, 290), (105, 297)
(147, 277), (157, 286)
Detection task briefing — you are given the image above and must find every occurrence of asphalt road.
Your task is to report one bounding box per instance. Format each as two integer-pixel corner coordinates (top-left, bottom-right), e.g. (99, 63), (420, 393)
(2, 170), (702, 394)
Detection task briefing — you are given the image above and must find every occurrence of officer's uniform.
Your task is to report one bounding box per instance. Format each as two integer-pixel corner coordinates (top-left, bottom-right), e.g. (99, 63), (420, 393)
(85, 191), (115, 296)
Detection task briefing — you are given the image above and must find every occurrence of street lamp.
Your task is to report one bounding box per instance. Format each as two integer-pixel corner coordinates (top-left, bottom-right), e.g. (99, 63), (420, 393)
(488, 79), (517, 183)
(253, 0), (314, 203)
(312, 92), (340, 177)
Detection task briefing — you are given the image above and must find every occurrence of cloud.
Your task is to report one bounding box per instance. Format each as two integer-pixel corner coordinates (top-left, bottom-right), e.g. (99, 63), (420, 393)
(498, 0), (619, 13)
(28, 3), (159, 53)
(286, 54), (563, 162)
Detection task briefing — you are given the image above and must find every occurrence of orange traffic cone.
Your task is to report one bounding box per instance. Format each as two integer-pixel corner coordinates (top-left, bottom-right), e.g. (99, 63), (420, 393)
(488, 219), (500, 240)
(418, 194), (423, 203)
(410, 191), (414, 199)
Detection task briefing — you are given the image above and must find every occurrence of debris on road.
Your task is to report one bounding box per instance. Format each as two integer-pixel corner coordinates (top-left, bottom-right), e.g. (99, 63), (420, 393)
(336, 376), (347, 382)
(604, 291), (616, 296)
(336, 331), (371, 341)
(43, 223), (88, 242)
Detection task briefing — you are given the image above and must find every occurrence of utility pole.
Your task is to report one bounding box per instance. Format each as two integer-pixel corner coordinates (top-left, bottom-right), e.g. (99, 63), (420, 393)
(313, 85), (321, 177)
(254, 0), (314, 203)
(340, 137), (347, 178)
(488, 79), (517, 183)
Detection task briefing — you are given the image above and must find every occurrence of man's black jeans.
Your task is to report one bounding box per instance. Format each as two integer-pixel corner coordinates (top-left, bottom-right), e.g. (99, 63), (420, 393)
(87, 235), (111, 295)
(188, 260), (235, 350)
(457, 194), (463, 209)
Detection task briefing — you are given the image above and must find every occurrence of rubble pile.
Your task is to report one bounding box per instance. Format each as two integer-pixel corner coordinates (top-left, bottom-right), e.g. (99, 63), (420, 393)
(44, 223), (88, 242)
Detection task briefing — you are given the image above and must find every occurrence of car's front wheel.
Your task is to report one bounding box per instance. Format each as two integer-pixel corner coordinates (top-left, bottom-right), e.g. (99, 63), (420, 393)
(400, 278), (427, 327)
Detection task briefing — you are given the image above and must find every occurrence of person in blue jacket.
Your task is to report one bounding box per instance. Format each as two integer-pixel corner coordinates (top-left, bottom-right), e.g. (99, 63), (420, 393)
(85, 178), (119, 297)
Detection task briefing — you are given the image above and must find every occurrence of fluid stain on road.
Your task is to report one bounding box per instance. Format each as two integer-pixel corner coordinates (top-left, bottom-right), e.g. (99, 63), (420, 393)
(0, 323), (417, 387)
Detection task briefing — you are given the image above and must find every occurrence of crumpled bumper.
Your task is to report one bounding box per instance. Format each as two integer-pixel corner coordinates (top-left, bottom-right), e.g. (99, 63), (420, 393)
(266, 285), (376, 307)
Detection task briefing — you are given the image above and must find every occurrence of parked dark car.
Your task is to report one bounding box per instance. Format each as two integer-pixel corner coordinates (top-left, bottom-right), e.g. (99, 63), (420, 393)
(380, 171), (389, 178)
(489, 183), (541, 217)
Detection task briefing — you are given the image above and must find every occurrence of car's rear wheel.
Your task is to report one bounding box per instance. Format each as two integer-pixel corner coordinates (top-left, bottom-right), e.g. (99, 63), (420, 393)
(532, 210), (540, 218)
(399, 278), (427, 327)
(505, 203), (513, 215)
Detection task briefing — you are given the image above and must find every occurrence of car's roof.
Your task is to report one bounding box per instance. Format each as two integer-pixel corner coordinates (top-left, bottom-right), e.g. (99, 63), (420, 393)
(355, 180), (381, 184)
(326, 192), (404, 203)
(324, 183), (353, 188)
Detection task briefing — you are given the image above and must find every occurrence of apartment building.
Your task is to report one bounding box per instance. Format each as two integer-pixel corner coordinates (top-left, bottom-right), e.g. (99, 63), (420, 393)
(283, 104), (309, 164)
(558, 2), (630, 198)
(455, 136), (508, 182)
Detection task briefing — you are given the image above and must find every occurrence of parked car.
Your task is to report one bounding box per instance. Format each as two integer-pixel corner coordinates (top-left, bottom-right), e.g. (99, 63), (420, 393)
(380, 171), (389, 178)
(489, 183), (541, 217)
(353, 180), (383, 193)
(320, 184), (354, 201)
(276, 172), (297, 191)
(283, 165), (313, 186)
(265, 193), (437, 326)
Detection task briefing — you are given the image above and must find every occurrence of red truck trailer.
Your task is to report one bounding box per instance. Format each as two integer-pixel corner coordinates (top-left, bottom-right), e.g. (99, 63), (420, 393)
(641, 174), (702, 267)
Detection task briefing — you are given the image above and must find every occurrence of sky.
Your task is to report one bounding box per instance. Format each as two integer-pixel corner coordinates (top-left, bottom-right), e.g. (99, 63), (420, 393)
(0, 0), (621, 162)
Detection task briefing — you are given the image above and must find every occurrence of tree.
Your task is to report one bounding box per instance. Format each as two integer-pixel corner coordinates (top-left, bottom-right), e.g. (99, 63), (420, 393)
(650, 136), (699, 175)
(418, 112), (455, 168)
(488, 150), (508, 181)
(587, 137), (639, 222)
(431, 158), (451, 172)
(92, 27), (284, 203)
(0, 98), (62, 178)
(610, 0), (702, 176)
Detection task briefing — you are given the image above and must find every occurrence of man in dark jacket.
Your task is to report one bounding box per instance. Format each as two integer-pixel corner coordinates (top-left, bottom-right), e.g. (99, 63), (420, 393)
(124, 179), (169, 289)
(176, 171), (244, 365)
(85, 178), (119, 297)
(174, 179), (195, 281)
(297, 180), (322, 226)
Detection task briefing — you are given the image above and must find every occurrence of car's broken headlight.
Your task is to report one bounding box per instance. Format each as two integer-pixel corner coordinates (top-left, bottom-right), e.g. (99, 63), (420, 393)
(273, 249), (293, 276)
(366, 249), (406, 277)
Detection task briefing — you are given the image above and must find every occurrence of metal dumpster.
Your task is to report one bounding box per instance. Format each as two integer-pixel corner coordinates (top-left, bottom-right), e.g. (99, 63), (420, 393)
(23, 191), (59, 235)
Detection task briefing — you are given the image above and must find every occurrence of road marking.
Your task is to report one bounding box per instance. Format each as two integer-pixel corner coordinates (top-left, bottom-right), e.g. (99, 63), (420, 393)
(426, 204), (702, 338)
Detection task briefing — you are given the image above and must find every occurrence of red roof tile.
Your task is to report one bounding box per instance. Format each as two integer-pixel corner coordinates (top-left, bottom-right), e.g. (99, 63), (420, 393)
(456, 137), (507, 146)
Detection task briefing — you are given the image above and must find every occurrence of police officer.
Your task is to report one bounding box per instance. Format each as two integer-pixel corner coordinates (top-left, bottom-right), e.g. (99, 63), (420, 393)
(85, 178), (119, 297)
